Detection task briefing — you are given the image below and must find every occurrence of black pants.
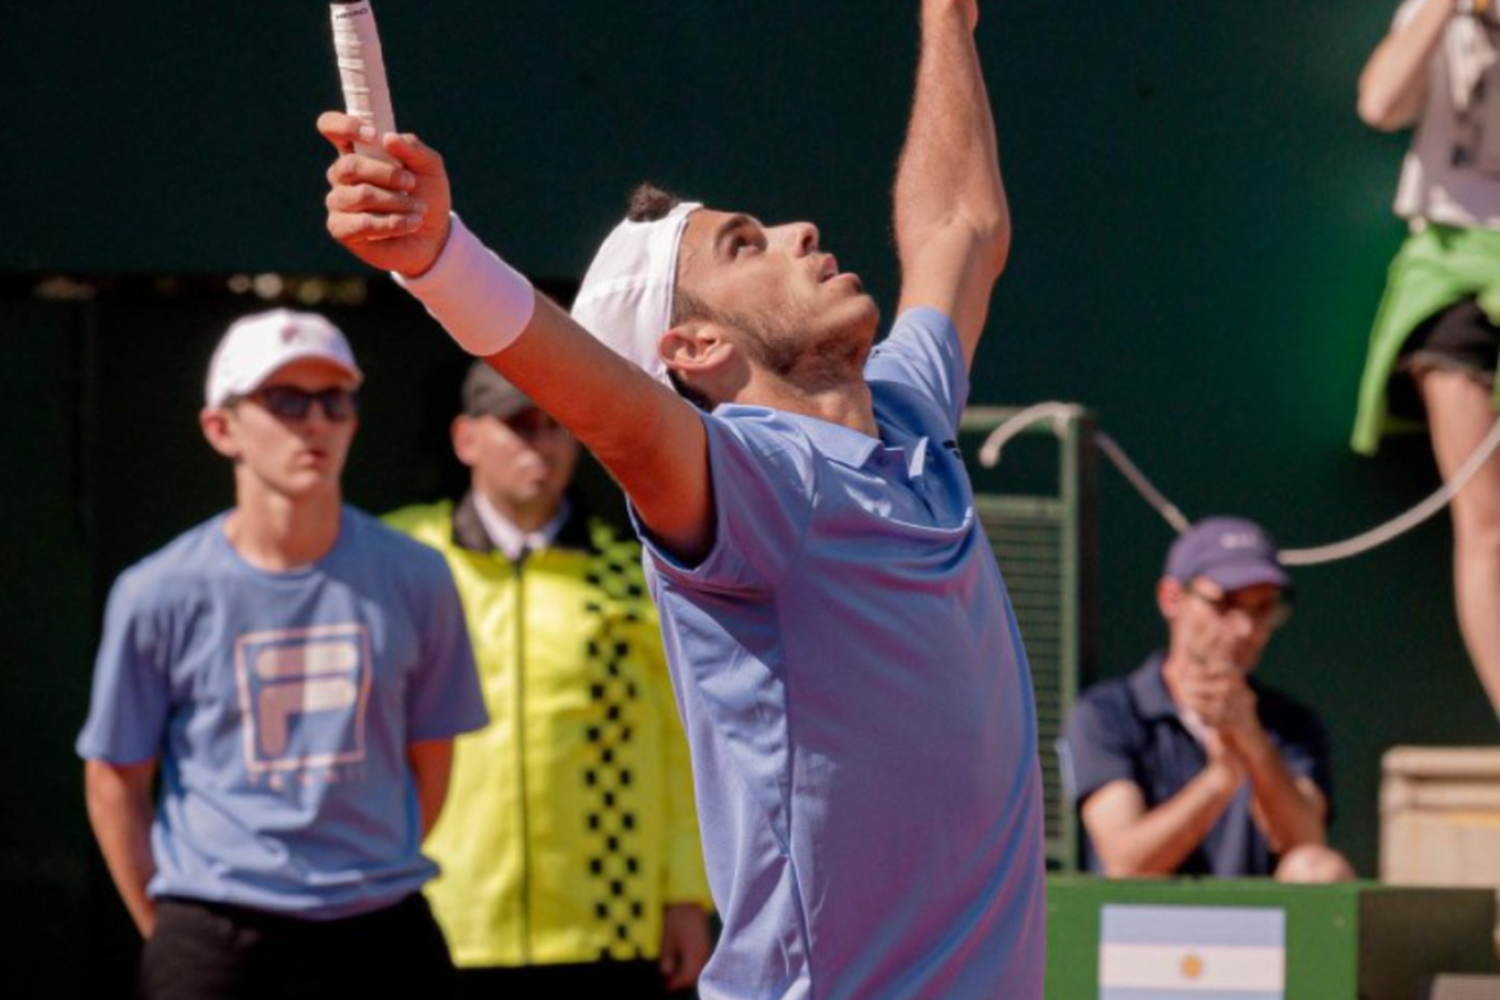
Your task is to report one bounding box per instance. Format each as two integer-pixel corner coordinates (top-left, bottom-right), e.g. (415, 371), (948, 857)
(139, 893), (456, 1000)
(456, 961), (691, 1000)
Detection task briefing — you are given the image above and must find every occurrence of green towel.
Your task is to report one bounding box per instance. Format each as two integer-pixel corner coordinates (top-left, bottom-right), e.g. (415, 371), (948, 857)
(1351, 223), (1500, 455)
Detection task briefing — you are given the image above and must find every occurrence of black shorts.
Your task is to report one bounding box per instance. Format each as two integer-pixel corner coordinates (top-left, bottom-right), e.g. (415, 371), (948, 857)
(1389, 297), (1500, 420)
(139, 892), (456, 1000)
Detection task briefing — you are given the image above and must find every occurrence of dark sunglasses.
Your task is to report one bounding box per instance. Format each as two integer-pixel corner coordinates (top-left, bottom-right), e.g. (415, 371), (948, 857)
(237, 386), (361, 423)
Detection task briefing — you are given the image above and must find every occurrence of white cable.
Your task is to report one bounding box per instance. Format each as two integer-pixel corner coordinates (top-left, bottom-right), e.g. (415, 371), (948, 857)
(977, 403), (1192, 534)
(973, 400), (1500, 567)
(1093, 431), (1193, 535)
(1280, 414), (1500, 565)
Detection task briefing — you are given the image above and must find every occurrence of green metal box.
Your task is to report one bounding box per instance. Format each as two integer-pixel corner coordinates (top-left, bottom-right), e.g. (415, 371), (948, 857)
(1046, 876), (1498, 1000)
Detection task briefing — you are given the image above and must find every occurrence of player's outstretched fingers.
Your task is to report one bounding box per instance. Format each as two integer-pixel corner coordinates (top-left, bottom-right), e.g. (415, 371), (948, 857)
(325, 153), (417, 196)
(319, 124), (451, 274)
(326, 208), (424, 246)
(368, 132), (453, 237)
(317, 110), (374, 155)
(381, 132), (445, 179)
(325, 181), (423, 218)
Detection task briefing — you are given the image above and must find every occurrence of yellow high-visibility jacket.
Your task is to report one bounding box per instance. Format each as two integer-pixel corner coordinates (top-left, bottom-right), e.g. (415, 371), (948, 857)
(386, 495), (709, 968)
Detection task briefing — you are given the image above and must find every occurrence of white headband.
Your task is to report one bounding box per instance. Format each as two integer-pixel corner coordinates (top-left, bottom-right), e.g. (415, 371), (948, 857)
(570, 201), (701, 385)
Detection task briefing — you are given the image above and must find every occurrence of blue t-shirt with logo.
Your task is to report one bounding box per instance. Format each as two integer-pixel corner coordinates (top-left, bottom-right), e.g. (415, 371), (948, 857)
(77, 506), (486, 919)
(638, 308), (1047, 1000)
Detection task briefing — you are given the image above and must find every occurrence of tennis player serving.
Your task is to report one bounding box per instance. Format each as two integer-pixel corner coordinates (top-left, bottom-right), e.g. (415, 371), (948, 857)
(319, 2), (1045, 996)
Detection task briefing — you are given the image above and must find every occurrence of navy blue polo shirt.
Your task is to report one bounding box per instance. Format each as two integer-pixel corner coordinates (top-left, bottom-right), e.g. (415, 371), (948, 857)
(1061, 653), (1332, 877)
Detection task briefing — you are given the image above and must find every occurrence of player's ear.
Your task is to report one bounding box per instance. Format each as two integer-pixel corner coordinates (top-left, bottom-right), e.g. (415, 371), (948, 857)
(200, 407), (239, 460)
(660, 322), (730, 377)
(661, 323), (751, 411)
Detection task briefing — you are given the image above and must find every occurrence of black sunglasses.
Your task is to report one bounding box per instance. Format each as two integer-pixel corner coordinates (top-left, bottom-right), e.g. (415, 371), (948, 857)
(238, 386), (361, 423)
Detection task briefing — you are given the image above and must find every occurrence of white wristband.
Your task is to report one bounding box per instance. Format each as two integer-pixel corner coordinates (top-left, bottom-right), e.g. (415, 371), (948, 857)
(393, 213), (537, 357)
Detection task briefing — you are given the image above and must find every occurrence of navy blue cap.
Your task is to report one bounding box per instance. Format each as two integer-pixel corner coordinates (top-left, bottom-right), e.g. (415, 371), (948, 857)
(1164, 517), (1290, 592)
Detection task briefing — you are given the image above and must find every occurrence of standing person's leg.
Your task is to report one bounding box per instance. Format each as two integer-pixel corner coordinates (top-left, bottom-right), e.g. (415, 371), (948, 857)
(1417, 365), (1500, 713)
(137, 899), (272, 1000)
(284, 893), (457, 1000)
(456, 960), (677, 1000)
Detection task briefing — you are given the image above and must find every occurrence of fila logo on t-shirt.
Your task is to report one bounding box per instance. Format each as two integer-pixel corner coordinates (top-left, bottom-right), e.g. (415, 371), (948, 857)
(233, 623), (372, 777)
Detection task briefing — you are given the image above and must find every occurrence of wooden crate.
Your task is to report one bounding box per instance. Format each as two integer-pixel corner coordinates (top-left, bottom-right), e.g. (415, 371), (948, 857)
(1382, 747), (1500, 886)
(1382, 747), (1500, 957)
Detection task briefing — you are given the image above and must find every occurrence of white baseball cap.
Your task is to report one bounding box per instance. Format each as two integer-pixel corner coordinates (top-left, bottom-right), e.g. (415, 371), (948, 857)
(204, 309), (364, 408)
(570, 201), (702, 386)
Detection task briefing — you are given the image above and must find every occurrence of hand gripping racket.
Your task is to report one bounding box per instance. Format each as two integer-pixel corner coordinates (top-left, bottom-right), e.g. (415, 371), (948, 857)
(329, 1), (397, 162)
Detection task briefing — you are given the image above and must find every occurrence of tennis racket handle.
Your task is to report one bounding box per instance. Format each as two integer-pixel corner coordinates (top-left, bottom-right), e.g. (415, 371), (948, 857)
(330, 1), (397, 162)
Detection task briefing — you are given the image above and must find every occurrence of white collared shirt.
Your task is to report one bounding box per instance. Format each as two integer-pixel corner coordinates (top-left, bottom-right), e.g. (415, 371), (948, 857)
(471, 492), (569, 561)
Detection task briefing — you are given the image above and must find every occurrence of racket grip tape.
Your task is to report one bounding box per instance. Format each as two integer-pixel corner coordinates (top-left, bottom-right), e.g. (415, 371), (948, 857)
(330, 1), (397, 162)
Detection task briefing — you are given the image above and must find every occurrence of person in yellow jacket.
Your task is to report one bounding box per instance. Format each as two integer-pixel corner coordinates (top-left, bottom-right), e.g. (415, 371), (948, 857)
(387, 361), (712, 998)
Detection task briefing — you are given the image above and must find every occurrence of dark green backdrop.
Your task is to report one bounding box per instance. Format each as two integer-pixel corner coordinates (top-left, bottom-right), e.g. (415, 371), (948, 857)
(3, 2), (1495, 996)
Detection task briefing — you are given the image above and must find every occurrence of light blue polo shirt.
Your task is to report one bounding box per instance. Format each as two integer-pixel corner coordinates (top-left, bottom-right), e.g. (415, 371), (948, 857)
(640, 308), (1046, 1000)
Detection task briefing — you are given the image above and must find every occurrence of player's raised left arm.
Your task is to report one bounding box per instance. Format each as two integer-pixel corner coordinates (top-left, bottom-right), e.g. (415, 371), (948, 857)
(895, 0), (1009, 369)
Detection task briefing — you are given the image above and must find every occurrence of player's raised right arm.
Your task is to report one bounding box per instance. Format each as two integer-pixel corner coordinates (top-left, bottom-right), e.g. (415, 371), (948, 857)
(317, 114), (713, 561)
(894, 0), (1009, 370)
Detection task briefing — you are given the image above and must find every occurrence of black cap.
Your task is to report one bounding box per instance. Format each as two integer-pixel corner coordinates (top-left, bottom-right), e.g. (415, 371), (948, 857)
(461, 361), (533, 419)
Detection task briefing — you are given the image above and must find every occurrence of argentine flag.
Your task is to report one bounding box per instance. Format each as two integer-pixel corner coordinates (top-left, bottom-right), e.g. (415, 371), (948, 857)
(1099, 904), (1286, 999)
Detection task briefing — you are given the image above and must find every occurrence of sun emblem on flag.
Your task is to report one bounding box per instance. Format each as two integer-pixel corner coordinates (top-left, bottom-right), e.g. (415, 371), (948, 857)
(1180, 953), (1205, 980)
